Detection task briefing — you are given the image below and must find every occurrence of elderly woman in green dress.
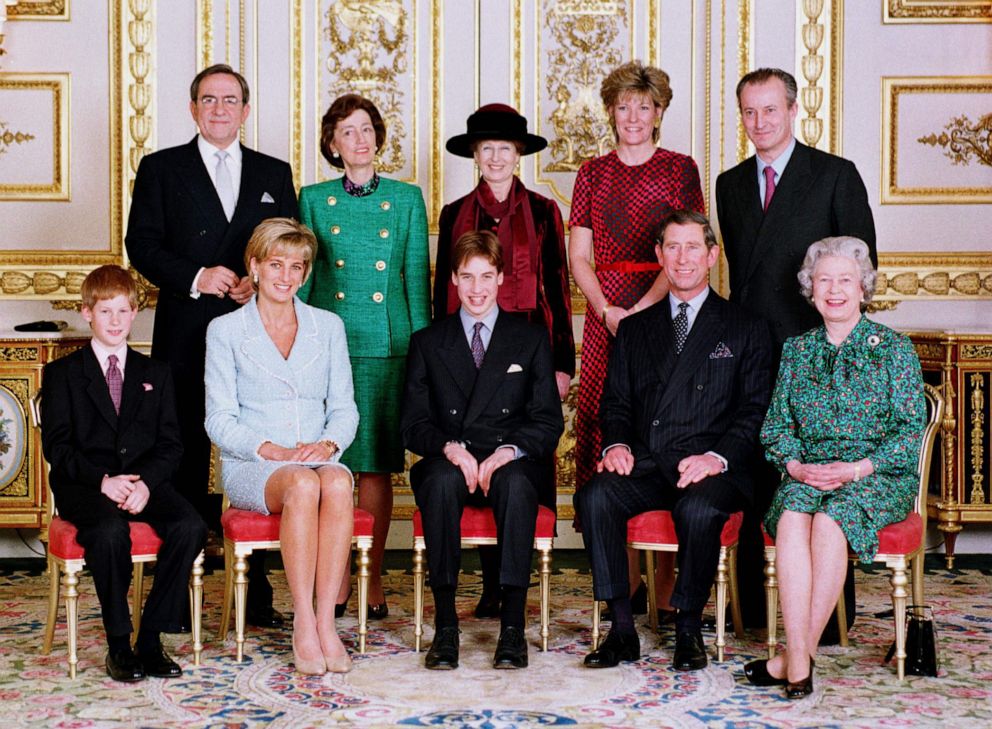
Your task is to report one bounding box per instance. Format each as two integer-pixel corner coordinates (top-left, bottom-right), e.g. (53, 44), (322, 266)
(298, 94), (431, 619)
(746, 236), (925, 699)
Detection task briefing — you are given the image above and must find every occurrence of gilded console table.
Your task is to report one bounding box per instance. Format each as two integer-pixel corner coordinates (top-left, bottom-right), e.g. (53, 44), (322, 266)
(909, 330), (992, 569)
(0, 331), (89, 536)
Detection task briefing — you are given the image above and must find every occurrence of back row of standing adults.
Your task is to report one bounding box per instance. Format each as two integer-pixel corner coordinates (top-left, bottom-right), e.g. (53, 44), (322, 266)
(124, 60), (875, 636)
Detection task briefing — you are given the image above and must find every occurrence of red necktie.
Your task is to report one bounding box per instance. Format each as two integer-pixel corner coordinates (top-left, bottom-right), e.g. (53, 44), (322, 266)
(106, 354), (122, 414)
(763, 166), (776, 212)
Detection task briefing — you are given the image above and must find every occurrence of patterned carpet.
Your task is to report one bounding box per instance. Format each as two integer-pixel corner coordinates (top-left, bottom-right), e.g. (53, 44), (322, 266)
(1, 560), (990, 728)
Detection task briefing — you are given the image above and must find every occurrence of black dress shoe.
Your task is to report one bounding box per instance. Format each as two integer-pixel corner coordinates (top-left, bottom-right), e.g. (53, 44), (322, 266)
(744, 658), (788, 686)
(106, 647), (145, 682)
(493, 626), (528, 669)
(245, 605), (285, 629)
(673, 630), (708, 671)
(137, 643), (182, 678)
(474, 591), (501, 619)
(785, 658), (815, 700)
(583, 629), (640, 668)
(367, 602), (389, 620)
(425, 626), (460, 670)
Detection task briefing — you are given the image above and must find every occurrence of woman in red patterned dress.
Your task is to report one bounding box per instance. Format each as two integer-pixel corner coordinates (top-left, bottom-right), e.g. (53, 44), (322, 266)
(569, 61), (704, 610)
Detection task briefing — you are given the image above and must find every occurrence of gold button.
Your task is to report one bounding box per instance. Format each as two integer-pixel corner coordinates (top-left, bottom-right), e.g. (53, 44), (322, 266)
(335, 259), (345, 268)
(372, 292), (384, 303)
(380, 201), (391, 211)
(331, 225), (341, 235)
(375, 260), (386, 271)
(327, 196), (337, 206)
(379, 229), (389, 239)
(335, 292), (345, 301)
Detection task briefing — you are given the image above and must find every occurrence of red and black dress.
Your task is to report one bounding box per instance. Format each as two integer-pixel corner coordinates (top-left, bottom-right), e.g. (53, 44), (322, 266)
(570, 147), (704, 495)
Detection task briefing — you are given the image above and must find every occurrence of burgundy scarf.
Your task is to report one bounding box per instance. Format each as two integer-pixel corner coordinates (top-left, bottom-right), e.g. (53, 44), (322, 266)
(446, 176), (539, 314)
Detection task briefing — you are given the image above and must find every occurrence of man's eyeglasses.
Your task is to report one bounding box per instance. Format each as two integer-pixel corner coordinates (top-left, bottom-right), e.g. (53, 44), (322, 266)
(198, 96), (243, 107)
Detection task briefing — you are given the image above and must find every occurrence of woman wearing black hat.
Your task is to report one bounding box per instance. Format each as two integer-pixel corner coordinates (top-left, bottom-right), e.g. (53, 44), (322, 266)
(435, 104), (575, 619)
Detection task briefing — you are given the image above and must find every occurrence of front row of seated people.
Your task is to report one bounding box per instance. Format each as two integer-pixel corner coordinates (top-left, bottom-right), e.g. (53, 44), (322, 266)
(41, 214), (924, 694)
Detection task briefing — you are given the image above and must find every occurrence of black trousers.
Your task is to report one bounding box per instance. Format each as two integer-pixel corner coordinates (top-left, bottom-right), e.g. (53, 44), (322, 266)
(55, 484), (208, 637)
(410, 456), (543, 590)
(575, 466), (746, 614)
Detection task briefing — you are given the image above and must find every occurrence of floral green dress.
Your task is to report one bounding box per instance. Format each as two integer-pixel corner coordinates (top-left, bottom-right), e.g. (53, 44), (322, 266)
(761, 316), (925, 562)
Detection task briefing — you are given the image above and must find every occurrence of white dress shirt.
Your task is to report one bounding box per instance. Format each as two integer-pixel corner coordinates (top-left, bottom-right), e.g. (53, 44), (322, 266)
(190, 135), (244, 298)
(90, 340), (128, 381)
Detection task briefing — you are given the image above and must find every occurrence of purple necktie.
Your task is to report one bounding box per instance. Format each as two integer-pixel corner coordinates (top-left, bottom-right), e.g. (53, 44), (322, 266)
(106, 354), (122, 414)
(471, 322), (486, 369)
(763, 165), (776, 212)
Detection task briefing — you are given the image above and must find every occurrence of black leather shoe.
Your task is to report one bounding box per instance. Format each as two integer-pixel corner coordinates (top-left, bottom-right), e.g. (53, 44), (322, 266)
(425, 626), (460, 670)
(673, 630), (708, 671)
(137, 643), (182, 678)
(785, 658), (815, 700)
(744, 658), (788, 686)
(106, 648), (145, 682)
(368, 602), (389, 620)
(493, 626), (528, 669)
(246, 605), (285, 629)
(583, 629), (640, 668)
(474, 591), (501, 619)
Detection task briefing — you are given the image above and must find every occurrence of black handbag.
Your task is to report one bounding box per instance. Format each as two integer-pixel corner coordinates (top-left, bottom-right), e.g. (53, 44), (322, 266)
(885, 604), (939, 677)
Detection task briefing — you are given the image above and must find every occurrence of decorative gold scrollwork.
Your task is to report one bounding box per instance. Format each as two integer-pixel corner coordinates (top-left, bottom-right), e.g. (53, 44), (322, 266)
(917, 114), (992, 169)
(0, 121), (35, 156)
(799, 0), (825, 148)
(968, 373), (985, 504)
(127, 0), (153, 197)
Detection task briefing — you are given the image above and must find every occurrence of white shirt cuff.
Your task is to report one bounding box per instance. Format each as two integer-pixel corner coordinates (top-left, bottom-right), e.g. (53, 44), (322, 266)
(601, 443), (631, 459)
(190, 267), (205, 299)
(496, 444), (524, 460)
(705, 451), (729, 473)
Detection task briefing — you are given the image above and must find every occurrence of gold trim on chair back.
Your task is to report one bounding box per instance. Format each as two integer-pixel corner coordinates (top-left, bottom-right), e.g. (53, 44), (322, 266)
(916, 384), (945, 530)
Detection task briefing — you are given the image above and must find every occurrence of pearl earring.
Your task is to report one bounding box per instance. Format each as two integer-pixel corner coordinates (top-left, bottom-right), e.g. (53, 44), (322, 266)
(253, 272), (259, 284)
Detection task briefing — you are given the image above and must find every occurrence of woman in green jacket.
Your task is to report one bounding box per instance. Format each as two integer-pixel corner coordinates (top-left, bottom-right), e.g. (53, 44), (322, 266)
(299, 94), (430, 618)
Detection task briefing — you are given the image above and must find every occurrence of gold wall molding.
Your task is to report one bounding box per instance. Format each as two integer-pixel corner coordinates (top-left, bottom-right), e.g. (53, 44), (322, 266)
(0, 73), (69, 200)
(795, 0), (842, 154)
(884, 1), (992, 23)
(7, 1), (68, 20)
(917, 113), (992, 168)
(873, 253), (992, 302)
(734, 0), (751, 164)
(124, 0), (153, 202)
(196, 0), (212, 70)
(881, 76), (992, 204)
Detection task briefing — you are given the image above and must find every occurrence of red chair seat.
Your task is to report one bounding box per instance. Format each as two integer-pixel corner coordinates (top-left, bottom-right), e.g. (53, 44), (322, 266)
(412, 505), (556, 539)
(48, 516), (163, 560)
(627, 510), (743, 547)
(221, 506), (375, 541)
(876, 513), (923, 555)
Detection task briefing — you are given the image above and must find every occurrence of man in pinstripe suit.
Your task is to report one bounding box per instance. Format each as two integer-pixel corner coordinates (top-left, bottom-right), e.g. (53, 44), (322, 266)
(576, 210), (774, 671)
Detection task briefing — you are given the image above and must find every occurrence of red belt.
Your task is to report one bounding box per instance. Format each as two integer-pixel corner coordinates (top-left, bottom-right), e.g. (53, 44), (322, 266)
(596, 261), (661, 273)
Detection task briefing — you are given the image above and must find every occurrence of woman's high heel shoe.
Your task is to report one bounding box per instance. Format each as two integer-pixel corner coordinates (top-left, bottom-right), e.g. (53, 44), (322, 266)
(325, 651), (353, 674)
(785, 658), (815, 700)
(292, 633), (326, 675)
(367, 602), (389, 620)
(744, 658), (788, 686)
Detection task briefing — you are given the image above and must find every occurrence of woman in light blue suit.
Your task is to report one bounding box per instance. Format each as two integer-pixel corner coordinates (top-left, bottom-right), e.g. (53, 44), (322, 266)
(205, 218), (359, 676)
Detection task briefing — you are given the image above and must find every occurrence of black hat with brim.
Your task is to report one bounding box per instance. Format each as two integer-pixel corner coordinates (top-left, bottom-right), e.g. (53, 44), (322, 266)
(446, 103), (548, 158)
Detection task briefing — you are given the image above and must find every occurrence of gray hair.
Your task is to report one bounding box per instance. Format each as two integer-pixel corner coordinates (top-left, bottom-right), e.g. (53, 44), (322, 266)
(797, 236), (877, 309)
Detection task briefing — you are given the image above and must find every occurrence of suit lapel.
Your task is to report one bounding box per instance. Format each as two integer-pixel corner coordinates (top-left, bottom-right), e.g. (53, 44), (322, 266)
(116, 349), (145, 432)
(177, 137), (229, 225)
(82, 347), (120, 430)
(464, 313), (517, 426)
(656, 292), (726, 415)
(647, 303), (678, 385)
(438, 315), (478, 400)
(743, 143), (814, 284)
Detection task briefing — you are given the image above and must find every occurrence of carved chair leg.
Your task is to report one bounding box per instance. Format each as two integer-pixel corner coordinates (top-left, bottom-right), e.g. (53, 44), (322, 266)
(42, 555), (60, 655)
(131, 562), (145, 641)
(63, 567), (80, 679)
(539, 548), (552, 651)
(356, 543), (370, 655)
(591, 598), (601, 650)
(836, 585), (850, 648)
(727, 547), (744, 637)
(233, 550), (250, 662)
(765, 546), (778, 659)
(190, 551), (204, 666)
(217, 539), (235, 641)
(644, 549), (658, 632)
(715, 548), (728, 662)
(891, 559), (909, 680)
(412, 544), (425, 652)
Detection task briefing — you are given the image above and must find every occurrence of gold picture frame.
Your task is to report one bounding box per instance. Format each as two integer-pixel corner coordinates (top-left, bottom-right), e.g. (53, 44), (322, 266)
(881, 76), (992, 205)
(0, 73), (69, 201)
(883, 1), (992, 24)
(7, 1), (70, 21)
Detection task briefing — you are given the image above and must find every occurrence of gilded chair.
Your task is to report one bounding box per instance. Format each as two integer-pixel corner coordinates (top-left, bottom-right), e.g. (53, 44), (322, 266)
(411, 504), (556, 651)
(763, 382), (945, 679)
(591, 510), (745, 661)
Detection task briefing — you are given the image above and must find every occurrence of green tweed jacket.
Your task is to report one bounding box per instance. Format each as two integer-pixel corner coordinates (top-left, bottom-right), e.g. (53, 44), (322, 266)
(298, 177), (431, 358)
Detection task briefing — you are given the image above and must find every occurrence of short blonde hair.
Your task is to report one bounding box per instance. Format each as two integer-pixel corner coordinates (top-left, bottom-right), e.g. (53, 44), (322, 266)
(797, 236), (877, 309)
(81, 265), (139, 310)
(600, 61), (673, 143)
(244, 218), (317, 289)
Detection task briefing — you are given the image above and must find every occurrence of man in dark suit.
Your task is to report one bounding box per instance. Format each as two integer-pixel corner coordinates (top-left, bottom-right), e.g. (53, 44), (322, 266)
(125, 64), (297, 627)
(715, 67), (876, 633)
(401, 230), (564, 671)
(576, 210), (773, 671)
(41, 265), (208, 682)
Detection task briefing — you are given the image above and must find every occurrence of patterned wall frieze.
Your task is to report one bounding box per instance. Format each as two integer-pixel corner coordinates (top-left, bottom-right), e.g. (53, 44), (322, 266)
(872, 253), (992, 305)
(795, 0), (841, 154)
(124, 0), (153, 202)
(884, 1), (992, 23)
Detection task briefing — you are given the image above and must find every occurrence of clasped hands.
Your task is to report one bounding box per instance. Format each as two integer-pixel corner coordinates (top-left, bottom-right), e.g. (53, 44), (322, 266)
(258, 440), (338, 462)
(598, 446), (723, 488)
(787, 459), (871, 491)
(443, 442), (515, 496)
(198, 265), (254, 304)
(101, 474), (150, 514)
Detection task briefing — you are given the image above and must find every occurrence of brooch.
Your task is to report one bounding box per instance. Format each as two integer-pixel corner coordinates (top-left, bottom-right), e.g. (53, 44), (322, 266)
(867, 335), (881, 348)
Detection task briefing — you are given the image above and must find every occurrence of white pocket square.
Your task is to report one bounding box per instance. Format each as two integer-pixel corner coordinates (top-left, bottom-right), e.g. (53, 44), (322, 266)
(260, 192), (275, 203)
(506, 363), (523, 373)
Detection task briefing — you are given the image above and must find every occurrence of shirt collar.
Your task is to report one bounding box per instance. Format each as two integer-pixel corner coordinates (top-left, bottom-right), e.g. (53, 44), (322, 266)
(669, 287), (710, 317)
(197, 134), (242, 166)
(90, 339), (128, 374)
(459, 305), (500, 335)
(756, 136), (796, 181)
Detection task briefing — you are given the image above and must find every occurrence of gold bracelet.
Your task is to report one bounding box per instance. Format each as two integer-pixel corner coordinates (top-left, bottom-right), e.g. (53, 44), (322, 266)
(601, 303), (611, 324)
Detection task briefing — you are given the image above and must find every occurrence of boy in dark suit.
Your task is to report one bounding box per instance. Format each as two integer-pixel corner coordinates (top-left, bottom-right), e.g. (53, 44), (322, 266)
(401, 231), (564, 670)
(41, 265), (207, 682)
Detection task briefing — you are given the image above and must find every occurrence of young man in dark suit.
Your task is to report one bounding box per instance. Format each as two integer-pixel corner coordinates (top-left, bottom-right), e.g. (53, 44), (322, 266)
(125, 64), (297, 627)
(40, 265), (207, 682)
(576, 210), (773, 671)
(715, 68), (875, 634)
(401, 230), (564, 671)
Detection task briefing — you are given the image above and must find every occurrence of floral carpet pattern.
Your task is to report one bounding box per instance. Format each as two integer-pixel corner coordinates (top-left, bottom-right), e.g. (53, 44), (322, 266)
(1, 563), (990, 727)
